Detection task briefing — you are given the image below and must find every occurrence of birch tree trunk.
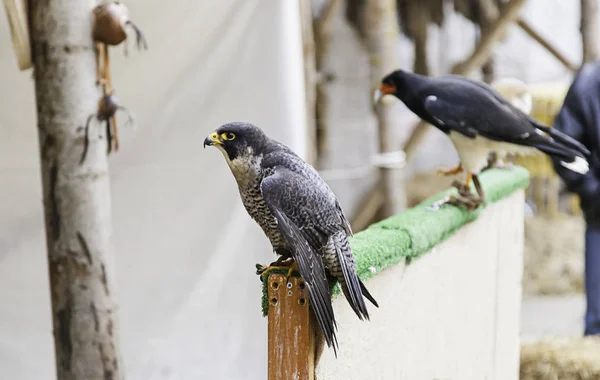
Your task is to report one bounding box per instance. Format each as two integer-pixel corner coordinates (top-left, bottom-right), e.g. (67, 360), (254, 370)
(581, 0), (599, 63)
(30, 1), (123, 379)
(362, 0), (403, 218)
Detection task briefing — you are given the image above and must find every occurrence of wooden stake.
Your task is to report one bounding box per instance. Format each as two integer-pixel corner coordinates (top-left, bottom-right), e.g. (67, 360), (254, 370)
(299, 0), (318, 167)
(313, 0), (340, 168)
(580, 0), (599, 64)
(267, 274), (315, 380)
(363, 0), (404, 218)
(516, 18), (578, 72)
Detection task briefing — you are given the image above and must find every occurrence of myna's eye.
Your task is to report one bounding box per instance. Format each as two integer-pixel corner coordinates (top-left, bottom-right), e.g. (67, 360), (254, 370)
(221, 132), (236, 141)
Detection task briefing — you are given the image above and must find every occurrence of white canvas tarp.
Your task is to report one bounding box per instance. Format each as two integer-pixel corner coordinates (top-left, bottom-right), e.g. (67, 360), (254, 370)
(0, 1), (307, 379)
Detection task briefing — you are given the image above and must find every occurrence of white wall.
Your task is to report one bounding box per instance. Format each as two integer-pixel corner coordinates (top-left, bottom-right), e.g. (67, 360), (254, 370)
(317, 191), (525, 380)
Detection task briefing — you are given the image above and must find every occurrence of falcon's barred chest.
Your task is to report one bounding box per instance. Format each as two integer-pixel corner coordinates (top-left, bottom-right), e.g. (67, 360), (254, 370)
(226, 152), (286, 252)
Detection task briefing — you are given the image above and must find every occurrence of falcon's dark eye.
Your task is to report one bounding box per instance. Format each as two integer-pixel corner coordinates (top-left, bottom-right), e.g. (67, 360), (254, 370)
(221, 132), (236, 141)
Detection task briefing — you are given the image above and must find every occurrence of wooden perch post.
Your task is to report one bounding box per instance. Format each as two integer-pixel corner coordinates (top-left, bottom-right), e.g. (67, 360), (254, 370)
(581, 0), (599, 63)
(30, 1), (123, 379)
(267, 273), (316, 380)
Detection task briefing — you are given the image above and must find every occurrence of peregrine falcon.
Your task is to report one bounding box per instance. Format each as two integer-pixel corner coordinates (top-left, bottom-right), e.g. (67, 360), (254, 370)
(204, 122), (378, 353)
(374, 70), (591, 210)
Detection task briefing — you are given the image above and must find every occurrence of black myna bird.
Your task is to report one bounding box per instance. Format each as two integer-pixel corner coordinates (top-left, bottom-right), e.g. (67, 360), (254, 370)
(374, 70), (590, 210)
(204, 122), (378, 354)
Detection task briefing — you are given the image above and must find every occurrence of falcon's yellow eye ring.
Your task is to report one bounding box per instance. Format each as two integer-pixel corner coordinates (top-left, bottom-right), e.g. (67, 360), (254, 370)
(221, 132), (236, 141)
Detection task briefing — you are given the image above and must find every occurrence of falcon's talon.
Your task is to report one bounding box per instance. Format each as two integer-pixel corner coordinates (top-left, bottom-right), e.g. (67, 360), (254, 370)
(256, 256), (295, 277)
(285, 262), (300, 283)
(272, 256), (294, 267)
(257, 264), (300, 283)
(256, 263), (266, 272)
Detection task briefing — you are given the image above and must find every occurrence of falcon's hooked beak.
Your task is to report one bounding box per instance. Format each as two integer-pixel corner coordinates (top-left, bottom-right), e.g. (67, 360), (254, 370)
(373, 83), (396, 104)
(203, 132), (223, 148)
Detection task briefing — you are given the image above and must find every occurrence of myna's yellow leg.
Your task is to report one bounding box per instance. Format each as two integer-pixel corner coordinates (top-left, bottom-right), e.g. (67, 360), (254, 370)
(436, 164), (463, 176)
(472, 174), (485, 201)
(428, 171), (484, 211)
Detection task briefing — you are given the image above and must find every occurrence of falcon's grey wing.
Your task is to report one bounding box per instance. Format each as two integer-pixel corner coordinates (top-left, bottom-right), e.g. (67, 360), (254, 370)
(336, 200), (353, 237)
(260, 167), (338, 352)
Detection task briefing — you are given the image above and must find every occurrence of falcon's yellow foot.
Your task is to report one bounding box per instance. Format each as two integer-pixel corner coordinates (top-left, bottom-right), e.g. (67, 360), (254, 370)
(256, 258), (297, 282)
(436, 164), (463, 176)
(285, 262), (300, 283)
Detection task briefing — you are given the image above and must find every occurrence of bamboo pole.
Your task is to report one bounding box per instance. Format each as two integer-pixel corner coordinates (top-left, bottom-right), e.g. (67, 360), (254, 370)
(580, 0), (599, 64)
(314, 0), (340, 168)
(516, 18), (578, 72)
(363, 0), (404, 218)
(299, 0), (318, 167)
(267, 273), (316, 380)
(450, 0), (528, 74)
(30, 1), (123, 379)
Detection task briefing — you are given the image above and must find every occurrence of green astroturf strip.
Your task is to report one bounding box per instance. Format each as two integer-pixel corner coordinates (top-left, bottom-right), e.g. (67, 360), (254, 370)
(261, 166), (530, 316)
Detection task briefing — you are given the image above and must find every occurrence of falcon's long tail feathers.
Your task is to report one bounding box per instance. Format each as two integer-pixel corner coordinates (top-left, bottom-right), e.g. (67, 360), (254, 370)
(269, 208), (339, 354)
(359, 278), (379, 308)
(331, 231), (378, 321)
